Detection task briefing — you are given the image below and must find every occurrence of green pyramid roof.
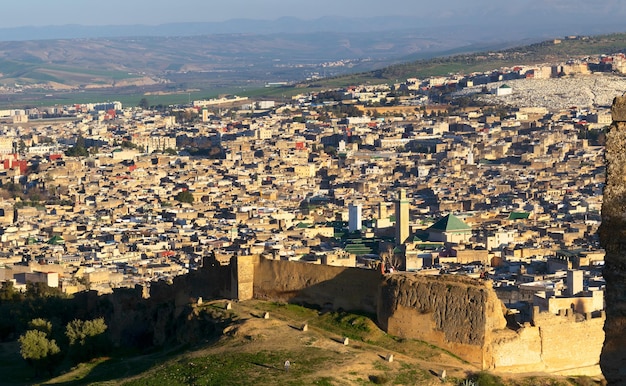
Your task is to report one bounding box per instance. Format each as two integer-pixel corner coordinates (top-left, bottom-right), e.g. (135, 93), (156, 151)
(47, 235), (65, 245)
(411, 231), (430, 242)
(428, 214), (471, 232)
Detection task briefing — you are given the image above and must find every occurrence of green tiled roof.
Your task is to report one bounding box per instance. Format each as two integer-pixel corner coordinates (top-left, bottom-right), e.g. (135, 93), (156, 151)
(508, 212), (530, 220)
(411, 232), (430, 242)
(428, 214), (471, 232)
(47, 235), (65, 245)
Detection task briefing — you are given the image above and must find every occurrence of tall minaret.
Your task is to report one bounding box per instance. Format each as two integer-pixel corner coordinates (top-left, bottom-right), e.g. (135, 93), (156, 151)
(467, 147), (475, 165)
(348, 203), (362, 233)
(395, 189), (409, 245)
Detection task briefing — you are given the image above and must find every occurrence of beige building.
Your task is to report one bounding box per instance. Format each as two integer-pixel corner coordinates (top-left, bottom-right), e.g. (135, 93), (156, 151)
(0, 138), (13, 154)
(134, 135), (176, 153)
(395, 189), (409, 244)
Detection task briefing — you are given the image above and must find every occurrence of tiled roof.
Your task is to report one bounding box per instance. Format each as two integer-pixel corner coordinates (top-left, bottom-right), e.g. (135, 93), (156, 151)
(428, 214), (471, 232)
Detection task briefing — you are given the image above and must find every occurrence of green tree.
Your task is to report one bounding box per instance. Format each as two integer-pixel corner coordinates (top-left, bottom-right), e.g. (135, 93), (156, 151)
(25, 282), (64, 299)
(28, 318), (52, 336)
(66, 318), (107, 346)
(65, 136), (89, 157)
(18, 329), (61, 375)
(65, 318), (109, 361)
(174, 190), (194, 203)
(120, 140), (137, 149)
(0, 280), (22, 302)
(138, 98), (150, 109)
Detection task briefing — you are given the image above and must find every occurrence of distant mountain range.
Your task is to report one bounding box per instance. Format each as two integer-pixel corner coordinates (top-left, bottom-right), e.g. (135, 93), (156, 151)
(0, 18), (522, 93)
(2, 13), (625, 42)
(0, 16), (624, 107)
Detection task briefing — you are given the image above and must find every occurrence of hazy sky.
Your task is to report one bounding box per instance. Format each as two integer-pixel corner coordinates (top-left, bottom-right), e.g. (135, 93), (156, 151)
(4, 0), (626, 28)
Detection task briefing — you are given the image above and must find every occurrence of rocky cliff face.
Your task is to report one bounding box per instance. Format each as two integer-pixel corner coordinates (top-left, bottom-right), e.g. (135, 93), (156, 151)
(599, 96), (626, 384)
(377, 274), (506, 368)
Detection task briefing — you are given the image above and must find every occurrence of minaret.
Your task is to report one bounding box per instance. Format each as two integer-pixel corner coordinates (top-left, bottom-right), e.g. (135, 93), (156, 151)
(348, 203), (362, 233)
(378, 202), (387, 220)
(395, 189), (409, 245)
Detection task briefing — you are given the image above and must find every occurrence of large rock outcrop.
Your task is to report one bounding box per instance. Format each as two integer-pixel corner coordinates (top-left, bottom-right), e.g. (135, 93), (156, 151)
(599, 96), (626, 384)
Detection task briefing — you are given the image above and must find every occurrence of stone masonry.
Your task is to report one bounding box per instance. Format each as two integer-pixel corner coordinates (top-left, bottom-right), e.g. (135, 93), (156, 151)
(599, 96), (626, 384)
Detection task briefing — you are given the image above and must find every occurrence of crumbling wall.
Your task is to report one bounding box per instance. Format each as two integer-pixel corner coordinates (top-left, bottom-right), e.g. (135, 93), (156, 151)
(491, 326), (542, 371)
(599, 96), (626, 384)
(253, 257), (381, 314)
(62, 253), (604, 376)
(536, 314), (604, 375)
(96, 256), (232, 347)
(492, 309), (604, 376)
(376, 273), (507, 369)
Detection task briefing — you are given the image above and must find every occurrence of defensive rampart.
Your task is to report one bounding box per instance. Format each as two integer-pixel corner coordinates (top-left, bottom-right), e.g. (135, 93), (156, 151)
(79, 255), (602, 376)
(252, 256), (381, 314)
(491, 307), (604, 376)
(599, 96), (626, 384)
(376, 273), (507, 369)
(250, 260), (603, 374)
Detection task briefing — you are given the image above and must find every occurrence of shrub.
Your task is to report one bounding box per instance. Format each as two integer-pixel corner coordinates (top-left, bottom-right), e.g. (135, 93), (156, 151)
(66, 318), (110, 362)
(18, 329), (61, 375)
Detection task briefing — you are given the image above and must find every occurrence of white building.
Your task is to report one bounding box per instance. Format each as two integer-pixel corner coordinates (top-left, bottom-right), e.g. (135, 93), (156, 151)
(493, 84), (513, 96)
(348, 203), (362, 233)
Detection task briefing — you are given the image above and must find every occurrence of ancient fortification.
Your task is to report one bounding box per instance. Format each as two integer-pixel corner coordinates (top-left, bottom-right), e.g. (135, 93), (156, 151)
(87, 254), (603, 376)
(599, 96), (626, 384)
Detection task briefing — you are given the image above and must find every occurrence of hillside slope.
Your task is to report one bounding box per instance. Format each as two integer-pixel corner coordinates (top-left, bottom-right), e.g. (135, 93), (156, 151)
(20, 300), (603, 386)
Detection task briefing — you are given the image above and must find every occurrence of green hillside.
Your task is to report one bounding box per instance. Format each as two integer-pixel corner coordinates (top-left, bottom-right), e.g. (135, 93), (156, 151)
(0, 300), (605, 386)
(253, 32), (626, 98)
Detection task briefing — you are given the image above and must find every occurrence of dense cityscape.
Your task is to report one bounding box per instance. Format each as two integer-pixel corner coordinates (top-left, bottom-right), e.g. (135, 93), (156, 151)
(1, 37), (623, 385)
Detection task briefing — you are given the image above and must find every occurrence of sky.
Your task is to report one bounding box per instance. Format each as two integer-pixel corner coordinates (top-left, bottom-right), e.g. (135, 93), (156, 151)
(4, 0), (626, 28)
(0, 0), (626, 28)
(3, 0), (419, 27)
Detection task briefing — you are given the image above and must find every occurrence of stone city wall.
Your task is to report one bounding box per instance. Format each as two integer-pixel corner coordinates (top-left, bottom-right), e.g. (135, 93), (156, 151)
(492, 307), (604, 376)
(376, 273), (507, 369)
(599, 96), (626, 384)
(81, 255), (603, 376)
(252, 257), (381, 314)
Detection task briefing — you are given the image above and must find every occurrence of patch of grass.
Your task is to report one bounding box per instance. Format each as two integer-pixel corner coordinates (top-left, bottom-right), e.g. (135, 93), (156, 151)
(469, 371), (506, 386)
(313, 377), (336, 385)
(43, 357), (109, 384)
(393, 362), (430, 385)
(314, 310), (379, 342)
(462, 372), (578, 386)
(120, 349), (334, 386)
(259, 302), (466, 365)
(372, 361), (390, 372)
(0, 341), (39, 384)
(566, 376), (606, 386)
